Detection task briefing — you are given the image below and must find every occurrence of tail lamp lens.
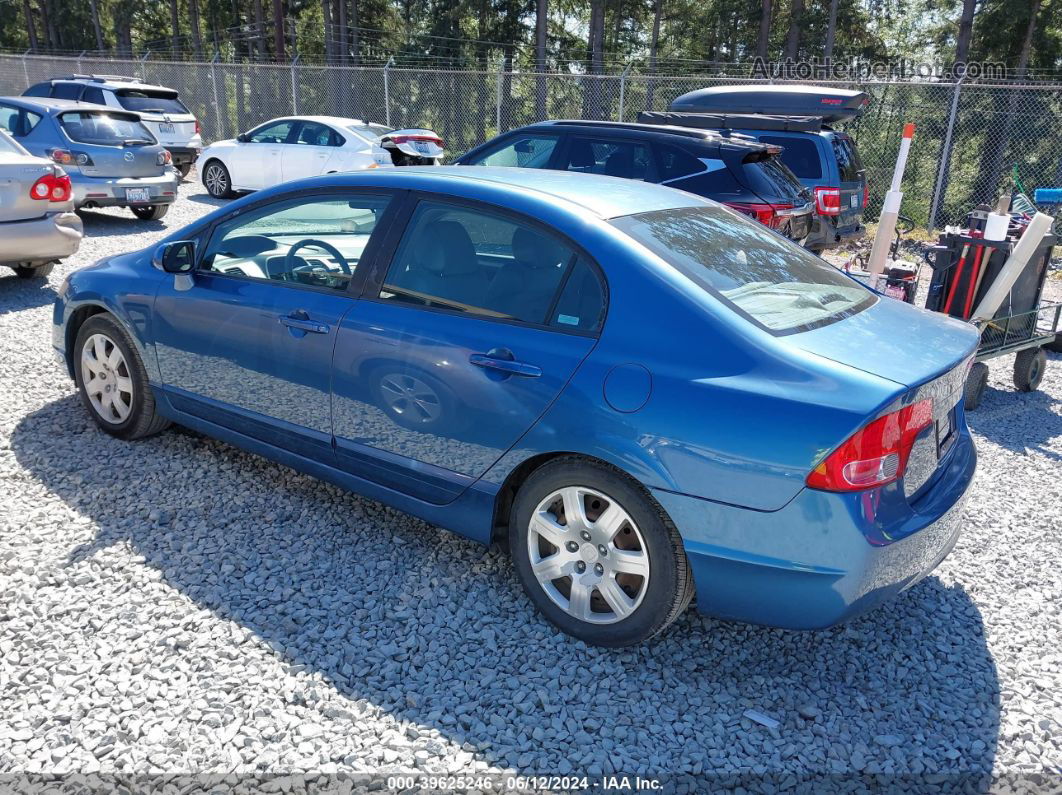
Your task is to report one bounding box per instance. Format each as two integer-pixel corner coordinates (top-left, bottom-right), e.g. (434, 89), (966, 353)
(863, 181), (870, 207)
(724, 202), (790, 229)
(157, 150), (173, 166)
(806, 399), (934, 492)
(814, 186), (841, 215)
(194, 119), (202, 135)
(49, 149), (92, 166)
(29, 173), (72, 202)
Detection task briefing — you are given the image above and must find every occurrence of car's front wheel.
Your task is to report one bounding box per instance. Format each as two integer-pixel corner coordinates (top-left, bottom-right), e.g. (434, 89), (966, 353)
(510, 457), (694, 646)
(131, 204), (169, 221)
(74, 313), (170, 440)
(203, 159), (234, 199)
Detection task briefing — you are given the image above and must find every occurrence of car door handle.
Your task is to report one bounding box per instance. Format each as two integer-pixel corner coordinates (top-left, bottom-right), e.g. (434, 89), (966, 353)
(469, 351), (541, 378)
(279, 314), (329, 334)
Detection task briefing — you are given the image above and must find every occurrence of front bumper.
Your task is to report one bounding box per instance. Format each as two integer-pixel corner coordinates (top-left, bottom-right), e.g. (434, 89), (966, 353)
(655, 428), (976, 629)
(0, 211), (83, 266)
(72, 173), (179, 209)
(166, 146), (201, 166)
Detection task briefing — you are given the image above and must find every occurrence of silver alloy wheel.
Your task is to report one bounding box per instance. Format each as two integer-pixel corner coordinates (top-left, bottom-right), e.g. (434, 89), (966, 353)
(379, 373), (442, 423)
(527, 486), (650, 625)
(204, 163), (227, 195)
(81, 333), (134, 424)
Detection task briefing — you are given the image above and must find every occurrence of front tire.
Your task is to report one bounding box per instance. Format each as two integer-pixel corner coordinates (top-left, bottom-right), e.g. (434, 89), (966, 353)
(510, 457), (694, 647)
(74, 314), (170, 440)
(13, 262), (54, 279)
(203, 159), (234, 198)
(131, 204), (169, 221)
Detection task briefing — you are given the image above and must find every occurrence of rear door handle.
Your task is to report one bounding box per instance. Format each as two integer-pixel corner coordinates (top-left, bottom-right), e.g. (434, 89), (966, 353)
(279, 313), (329, 334)
(469, 349), (541, 378)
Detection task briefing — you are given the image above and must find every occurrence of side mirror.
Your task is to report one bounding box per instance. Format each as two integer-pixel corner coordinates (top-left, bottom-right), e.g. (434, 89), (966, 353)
(152, 240), (196, 273)
(236, 133), (249, 143)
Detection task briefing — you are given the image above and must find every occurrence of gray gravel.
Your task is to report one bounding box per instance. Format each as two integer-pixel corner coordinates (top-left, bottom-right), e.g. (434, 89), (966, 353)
(1, 180), (1061, 787)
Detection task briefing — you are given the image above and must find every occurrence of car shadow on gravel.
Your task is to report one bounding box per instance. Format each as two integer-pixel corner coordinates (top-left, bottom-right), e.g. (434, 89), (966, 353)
(967, 381), (1062, 462)
(186, 194), (232, 209)
(12, 395), (1001, 781)
(75, 209), (169, 236)
(0, 275), (57, 317)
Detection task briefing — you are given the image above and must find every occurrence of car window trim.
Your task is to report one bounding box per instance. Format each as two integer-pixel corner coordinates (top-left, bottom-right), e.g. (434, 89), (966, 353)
(193, 187), (407, 298)
(359, 189), (609, 337)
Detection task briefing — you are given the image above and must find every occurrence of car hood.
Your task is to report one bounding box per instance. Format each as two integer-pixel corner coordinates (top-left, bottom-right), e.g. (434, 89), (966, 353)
(786, 293), (979, 388)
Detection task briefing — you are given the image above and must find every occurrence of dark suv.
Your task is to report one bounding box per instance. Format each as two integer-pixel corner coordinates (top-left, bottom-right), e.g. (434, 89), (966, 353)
(453, 120), (814, 243)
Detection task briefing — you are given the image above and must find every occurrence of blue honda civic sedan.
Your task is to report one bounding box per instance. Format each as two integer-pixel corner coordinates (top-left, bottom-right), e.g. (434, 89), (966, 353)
(53, 167), (978, 646)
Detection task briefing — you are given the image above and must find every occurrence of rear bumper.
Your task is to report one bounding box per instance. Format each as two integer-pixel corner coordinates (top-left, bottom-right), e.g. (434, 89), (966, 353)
(0, 211), (83, 266)
(655, 429), (976, 630)
(807, 216), (865, 250)
(72, 173), (179, 208)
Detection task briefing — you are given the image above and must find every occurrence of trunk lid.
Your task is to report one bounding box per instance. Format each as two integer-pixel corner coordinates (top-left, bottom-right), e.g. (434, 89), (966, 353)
(786, 293), (979, 388)
(139, 116), (197, 146)
(0, 151), (57, 222)
(77, 142), (167, 178)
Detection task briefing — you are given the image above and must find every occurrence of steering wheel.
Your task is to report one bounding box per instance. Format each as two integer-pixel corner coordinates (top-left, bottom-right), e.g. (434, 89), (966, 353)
(285, 238), (351, 275)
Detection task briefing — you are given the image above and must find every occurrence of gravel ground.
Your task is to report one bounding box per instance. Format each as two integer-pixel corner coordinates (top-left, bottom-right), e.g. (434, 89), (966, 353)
(1, 181), (1061, 789)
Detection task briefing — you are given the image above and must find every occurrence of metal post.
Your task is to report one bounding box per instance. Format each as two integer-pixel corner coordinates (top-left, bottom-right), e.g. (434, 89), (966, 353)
(928, 77), (964, 232)
(290, 55), (300, 114)
(495, 65), (504, 133)
(383, 56), (395, 127)
(139, 50), (150, 82)
(617, 62), (633, 122)
(21, 49), (30, 89)
(210, 52), (223, 140)
(77, 50), (85, 74)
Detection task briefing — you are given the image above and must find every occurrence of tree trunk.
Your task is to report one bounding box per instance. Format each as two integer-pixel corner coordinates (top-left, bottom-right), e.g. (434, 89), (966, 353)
(272, 0), (285, 60)
(955, 0), (976, 65)
(535, 0), (547, 120)
(349, 0), (358, 63)
(784, 0), (803, 60)
(824, 0), (838, 61)
(254, 0), (266, 59)
(88, 0), (104, 51)
(23, 0), (39, 51)
(189, 0), (205, 58)
(585, 0), (605, 119)
(170, 0), (181, 58)
(322, 0), (333, 61)
(336, 0), (347, 63)
(646, 0), (662, 110)
(41, 0), (59, 49)
(756, 0), (771, 60)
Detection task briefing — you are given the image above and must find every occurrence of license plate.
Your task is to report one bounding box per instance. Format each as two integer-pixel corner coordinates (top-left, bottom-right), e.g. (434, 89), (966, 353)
(125, 187), (151, 203)
(851, 194), (859, 208)
(414, 142), (430, 154)
(158, 123), (175, 135)
(936, 409), (957, 457)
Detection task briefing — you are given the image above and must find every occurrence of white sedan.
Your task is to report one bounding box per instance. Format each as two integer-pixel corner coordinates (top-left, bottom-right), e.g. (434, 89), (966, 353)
(199, 116), (444, 198)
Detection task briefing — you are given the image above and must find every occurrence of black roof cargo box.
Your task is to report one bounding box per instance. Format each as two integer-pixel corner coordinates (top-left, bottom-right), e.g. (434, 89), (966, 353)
(637, 111), (825, 132)
(669, 85), (869, 124)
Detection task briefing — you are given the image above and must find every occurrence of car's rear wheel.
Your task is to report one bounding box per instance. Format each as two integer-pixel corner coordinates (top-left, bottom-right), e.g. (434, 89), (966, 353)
(510, 457), (693, 646)
(964, 361), (989, 410)
(1013, 347), (1047, 392)
(177, 163), (192, 179)
(203, 160), (234, 198)
(131, 204), (169, 221)
(74, 314), (170, 440)
(13, 263), (54, 279)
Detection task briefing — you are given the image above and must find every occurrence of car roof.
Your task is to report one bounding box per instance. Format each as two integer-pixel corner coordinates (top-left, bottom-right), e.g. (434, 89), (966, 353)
(274, 166), (707, 220)
(0, 95), (132, 115)
(40, 74), (176, 92)
(519, 119), (770, 154)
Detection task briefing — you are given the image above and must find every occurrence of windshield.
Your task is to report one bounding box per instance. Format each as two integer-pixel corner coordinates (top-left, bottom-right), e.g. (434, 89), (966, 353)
(59, 112), (156, 146)
(115, 89), (190, 115)
(347, 123), (393, 141)
(611, 205), (874, 334)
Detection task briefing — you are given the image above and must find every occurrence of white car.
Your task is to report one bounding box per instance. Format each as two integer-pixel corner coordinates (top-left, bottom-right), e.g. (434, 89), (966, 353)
(199, 116), (444, 198)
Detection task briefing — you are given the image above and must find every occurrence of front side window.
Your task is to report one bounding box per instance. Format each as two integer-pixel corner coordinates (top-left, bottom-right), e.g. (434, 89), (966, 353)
(612, 205), (872, 334)
(379, 200), (592, 327)
(59, 112), (154, 146)
(466, 134), (559, 168)
(249, 121), (295, 144)
(115, 89), (190, 115)
(201, 194), (392, 292)
(563, 139), (652, 180)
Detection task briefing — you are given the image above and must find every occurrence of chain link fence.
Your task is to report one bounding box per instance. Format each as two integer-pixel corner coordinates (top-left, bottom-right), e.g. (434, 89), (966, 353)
(2, 52), (1061, 230)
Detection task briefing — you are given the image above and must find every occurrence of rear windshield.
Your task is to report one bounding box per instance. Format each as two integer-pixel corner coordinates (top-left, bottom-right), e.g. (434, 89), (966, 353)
(59, 112), (155, 146)
(611, 205), (873, 334)
(347, 123), (392, 141)
(739, 155), (808, 204)
(831, 134), (864, 183)
(115, 89), (189, 115)
(756, 135), (822, 179)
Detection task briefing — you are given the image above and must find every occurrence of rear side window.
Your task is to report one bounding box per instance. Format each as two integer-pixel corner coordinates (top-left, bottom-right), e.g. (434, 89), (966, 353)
(0, 105), (43, 138)
(51, 83), (83, 100)
(611, 205), (872, 334)
(562, 139), (652, 180)
(115, 89), (189, 115)
(756, 135), (822, 179)
(551, 258), (605, 331)
(59, 112), (155, 146)
(739, 156), (807, 204)
(81, 87), (107, 105)
(24, 82), (52, 97)
(831, 135), (863, 182)
(656, 145), (704, 182)
(466, 134), (559, 168)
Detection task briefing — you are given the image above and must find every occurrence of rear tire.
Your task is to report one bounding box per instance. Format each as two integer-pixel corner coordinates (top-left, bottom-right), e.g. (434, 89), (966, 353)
(1013, 347), (1047, 392)
(177, 163), (192, 179)
(964, 362), (989, 411)
(509, 457), (694, 647)
(74, 313), (171, 440)
(203, 159), (234, 198)
(131, 204), (169, 221)
(13, 262), (54, 279)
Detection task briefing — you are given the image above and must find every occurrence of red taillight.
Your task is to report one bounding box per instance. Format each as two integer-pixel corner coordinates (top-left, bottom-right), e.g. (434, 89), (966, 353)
(389, 134), (443, 147)
(806, 399), (934, 492)
(814, 186), (841, 216)
(725, 202), (791, 229)
(29, 173), (72, 202)
(863, 181), (869, 207)
(194, 119), (201, 136)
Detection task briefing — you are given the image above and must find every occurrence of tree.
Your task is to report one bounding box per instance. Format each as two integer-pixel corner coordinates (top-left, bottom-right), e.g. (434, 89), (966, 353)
(189, 0), (205, 58)
(646, 0), (663, 108)
(272, 0), (284, 59)
(955, 0), (976, 64)
(170, 0), (181, 57)
(88, 0), (105, 51)
(825, 0), (839, 60)
(757, 0), (772, 60)
(535, 0), (547, 119)
(784, 0), (803, 59)
(22, 0), (39, 51)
